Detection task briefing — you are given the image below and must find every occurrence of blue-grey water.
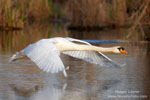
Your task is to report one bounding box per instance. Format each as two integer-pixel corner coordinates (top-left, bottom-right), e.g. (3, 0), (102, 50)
(0, 23), (149, 100)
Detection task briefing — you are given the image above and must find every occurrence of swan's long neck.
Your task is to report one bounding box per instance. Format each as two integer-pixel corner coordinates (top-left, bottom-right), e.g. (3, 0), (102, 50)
(76, 45), (113, 53)
(91, 46), (113, 52)
(55, 42), (115, 53)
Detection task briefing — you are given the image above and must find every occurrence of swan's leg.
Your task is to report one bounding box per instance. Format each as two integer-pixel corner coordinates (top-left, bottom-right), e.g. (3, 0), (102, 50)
(63, 66), (69, 77)
(65, 66), (69, 70)
(63, 70), (67, 77)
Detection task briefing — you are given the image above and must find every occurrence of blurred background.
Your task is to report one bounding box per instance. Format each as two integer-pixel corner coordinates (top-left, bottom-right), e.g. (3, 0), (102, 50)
(0, 0), (150, 52)
(0, 0), (150, 100)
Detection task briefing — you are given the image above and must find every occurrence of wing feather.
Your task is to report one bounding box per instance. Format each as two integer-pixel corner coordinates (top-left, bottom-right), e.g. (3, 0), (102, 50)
(63, 51), (120, 68)
(21, 40), (66, 74)
(65, 37), (91, 45)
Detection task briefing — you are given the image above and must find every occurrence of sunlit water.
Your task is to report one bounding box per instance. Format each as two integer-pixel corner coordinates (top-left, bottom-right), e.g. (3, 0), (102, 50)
(0, 23), (150, 100)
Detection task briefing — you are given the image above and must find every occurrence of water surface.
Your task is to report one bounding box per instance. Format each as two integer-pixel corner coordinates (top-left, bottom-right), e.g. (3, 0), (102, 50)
(0, 23), (150, 100)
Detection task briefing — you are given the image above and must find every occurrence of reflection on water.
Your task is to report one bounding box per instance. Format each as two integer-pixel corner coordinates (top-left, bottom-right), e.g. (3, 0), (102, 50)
(0, 23), (150, 100)
(0, 23), (67, 53)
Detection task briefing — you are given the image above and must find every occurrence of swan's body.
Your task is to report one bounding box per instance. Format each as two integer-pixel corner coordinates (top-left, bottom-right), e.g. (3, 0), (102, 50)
(9, 37), (127, 77)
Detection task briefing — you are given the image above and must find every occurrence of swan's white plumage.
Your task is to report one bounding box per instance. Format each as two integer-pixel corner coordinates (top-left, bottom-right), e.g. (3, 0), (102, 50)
(65, 37), (91, 45)
(10, 37), (124, 77)
(63, 37), (120, 67)
(20, 39), (66, 76)
(63, 51), (120, 67)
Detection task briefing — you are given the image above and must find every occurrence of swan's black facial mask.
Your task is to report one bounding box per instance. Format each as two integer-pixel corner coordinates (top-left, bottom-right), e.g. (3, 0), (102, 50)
(118, 47), (127, 54)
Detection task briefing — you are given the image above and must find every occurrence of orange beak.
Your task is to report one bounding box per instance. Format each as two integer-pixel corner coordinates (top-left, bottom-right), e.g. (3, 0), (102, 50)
(120, 49), (127, 54)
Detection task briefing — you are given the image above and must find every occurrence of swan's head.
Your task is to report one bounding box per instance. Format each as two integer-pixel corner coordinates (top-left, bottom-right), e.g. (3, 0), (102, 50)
(112, 46), (127, 54)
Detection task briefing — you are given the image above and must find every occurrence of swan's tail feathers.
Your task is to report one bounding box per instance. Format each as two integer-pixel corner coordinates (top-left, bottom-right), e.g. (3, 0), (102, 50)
(9, 52), (25, 63)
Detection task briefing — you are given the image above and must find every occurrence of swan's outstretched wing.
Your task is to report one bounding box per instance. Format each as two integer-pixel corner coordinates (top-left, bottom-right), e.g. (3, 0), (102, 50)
(63, 51), (120, 68)
(65, 37), (91, 45)
(21, 40), (66, 76)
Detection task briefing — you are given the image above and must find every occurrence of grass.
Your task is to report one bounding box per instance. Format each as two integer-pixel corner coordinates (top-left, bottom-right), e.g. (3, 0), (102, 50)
(64, 0), (150, 40)
(0, 0), (53, 30)
(64, 0), (127, 28)
(0, 0), (150, 40)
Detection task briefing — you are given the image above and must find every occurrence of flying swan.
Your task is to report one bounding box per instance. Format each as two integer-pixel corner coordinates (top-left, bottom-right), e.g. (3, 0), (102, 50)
(9, 37), (127, 77)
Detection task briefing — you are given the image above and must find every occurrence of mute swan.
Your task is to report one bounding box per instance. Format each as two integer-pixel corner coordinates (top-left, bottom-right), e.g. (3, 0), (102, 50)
(9, 37), (127, 77)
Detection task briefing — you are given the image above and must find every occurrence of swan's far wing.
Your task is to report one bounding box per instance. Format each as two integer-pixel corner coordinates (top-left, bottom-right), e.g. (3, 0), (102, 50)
(63, 51), (120, 68)
(65, 37), (91, 45)
(22, 41), (66, 75)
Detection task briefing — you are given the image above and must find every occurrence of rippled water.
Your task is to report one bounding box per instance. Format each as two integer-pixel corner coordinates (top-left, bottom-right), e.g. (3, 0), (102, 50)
(0, 24), (150, 100)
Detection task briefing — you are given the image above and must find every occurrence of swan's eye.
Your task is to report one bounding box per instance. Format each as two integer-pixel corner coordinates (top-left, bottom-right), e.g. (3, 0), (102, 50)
(118, 47), (125, 50)
(118, 47), (127, 54)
